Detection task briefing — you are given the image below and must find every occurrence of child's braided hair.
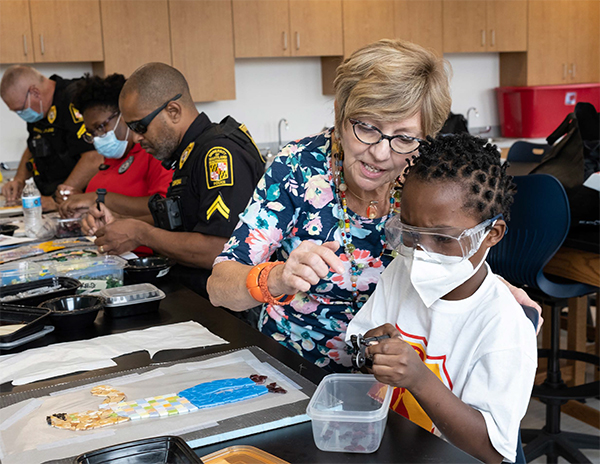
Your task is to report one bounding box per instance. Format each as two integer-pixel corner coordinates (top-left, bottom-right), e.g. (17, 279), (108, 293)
(403, 133), (517, 221)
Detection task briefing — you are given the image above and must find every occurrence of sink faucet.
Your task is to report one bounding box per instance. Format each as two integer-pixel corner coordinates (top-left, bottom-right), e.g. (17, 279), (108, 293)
(466, 107), (479, 131)
(278, 118), (289, 151)
(466, 107), (492, 136)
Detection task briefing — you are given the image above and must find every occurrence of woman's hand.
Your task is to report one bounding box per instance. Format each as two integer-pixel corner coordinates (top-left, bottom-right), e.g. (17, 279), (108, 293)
(497, 276), (544, 334)
(267, 241), (344, 295)
(366, 323), (426, 391)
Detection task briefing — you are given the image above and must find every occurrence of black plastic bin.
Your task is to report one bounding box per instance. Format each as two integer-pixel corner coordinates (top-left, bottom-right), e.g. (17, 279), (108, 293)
(0, 277), (81, 307)
(75, 435), (202, 464)
(0, 304), (51, 344)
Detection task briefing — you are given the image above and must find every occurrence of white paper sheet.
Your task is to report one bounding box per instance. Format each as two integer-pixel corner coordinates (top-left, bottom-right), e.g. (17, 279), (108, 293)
(0, 321), (228, 386)
(0, 350), (307, 464)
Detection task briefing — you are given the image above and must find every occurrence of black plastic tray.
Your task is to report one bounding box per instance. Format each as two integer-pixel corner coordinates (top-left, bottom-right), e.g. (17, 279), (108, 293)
(75, 435), (202, 463)
(0, 304), (52, 343)
(0, 276), (81, 307)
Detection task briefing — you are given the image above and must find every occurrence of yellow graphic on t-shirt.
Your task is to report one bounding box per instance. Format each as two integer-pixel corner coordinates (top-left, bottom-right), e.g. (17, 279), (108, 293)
(389, 326), (452, 433)
(205, 146), (233, 189)
(47, 105), (57, 124)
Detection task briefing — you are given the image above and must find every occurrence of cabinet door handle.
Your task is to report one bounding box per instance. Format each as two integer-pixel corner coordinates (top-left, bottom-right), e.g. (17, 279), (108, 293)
(563, 63), (567, 80)
(40, 34), (45, 55)
(295, 31), (300, 50)
(491, 29), (495, 47)
(571, 63), (576, 79)
(23, 35), (27, 56)
(282, 31), (287, 50)
(481, 30), (486, 47)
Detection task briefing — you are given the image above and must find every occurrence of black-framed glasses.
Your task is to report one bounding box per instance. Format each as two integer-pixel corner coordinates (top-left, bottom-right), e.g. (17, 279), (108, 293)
(125, 94), (182, 134)
(18, 89), (31, 112)
(349, 118), (424, 155)
(83, 111), (120, 143)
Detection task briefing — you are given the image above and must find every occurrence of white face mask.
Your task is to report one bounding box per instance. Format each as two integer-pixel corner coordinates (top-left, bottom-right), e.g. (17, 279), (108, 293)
(400, 244), (490, 308)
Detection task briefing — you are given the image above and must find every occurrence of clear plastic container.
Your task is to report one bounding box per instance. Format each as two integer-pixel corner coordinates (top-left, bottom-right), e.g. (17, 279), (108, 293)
(99, 283), (165, 317)
(50, 256), (126, 294)
(201, 445), (289, 464)
(306, 374), (393, 453)
(52, 217), (83, 238)
(0, 261), (53, 286)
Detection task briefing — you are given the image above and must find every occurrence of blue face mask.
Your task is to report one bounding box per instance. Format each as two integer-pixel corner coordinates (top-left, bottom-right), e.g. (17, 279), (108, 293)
(16, 93), (44, 123)
(93, 113), (130, 159)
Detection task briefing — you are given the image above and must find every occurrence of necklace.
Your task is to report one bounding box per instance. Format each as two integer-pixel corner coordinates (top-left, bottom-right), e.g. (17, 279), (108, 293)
(345, 185), (380, 219)
(331, 134), (401, 307)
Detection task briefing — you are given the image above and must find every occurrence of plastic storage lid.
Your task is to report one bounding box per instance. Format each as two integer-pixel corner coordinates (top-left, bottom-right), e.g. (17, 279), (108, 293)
(201, 445), (290, 464)
(50, 255), (127, 273)
(99, 283), (166, 307)
(306, 373), (393, 422)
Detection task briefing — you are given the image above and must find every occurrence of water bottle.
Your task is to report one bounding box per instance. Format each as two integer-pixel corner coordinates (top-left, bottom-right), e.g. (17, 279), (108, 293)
(22, 178), (43, 238)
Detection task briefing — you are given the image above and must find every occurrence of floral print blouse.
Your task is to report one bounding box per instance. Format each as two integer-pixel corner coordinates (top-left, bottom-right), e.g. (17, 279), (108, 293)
(214, 129), (395, 372)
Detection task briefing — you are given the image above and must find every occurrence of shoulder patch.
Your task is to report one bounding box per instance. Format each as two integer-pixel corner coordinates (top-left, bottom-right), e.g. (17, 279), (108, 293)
(47, 105), (57, 124)
(205, 146), (234, 189)
(180, 142), (195, 170)
(206, 194), (230, 220)
(69, 103), (84, 123)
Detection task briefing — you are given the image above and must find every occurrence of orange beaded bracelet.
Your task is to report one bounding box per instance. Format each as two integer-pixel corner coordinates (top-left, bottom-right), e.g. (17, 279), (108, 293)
(246, 262), (271, 303)
(246, 261), (295, 305)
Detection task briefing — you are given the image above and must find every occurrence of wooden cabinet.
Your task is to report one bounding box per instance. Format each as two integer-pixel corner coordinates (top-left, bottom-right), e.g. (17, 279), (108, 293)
(0, 1), (34, 64)
(232, 0), (290, 57)
(97, 0), (171, 77)
(169, 0), (236, 102)
(342, 0), (395, 57)
(486, 0), (528, 52)
(568, 0), (600, 84)
(289, 0), (343, 56)
(394, 0), (443, 55)
(29, 0), (103, 62)
(443, 0), (527, 53)
(232, 0), (342, 58)
(500, 0), (599, 86)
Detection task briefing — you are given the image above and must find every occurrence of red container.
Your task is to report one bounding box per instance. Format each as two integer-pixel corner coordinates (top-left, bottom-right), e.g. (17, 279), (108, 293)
(496, 83), (600, 138)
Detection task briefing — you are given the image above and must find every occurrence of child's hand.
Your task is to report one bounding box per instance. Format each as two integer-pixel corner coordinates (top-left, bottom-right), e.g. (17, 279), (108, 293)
(366, 323), (427, 391)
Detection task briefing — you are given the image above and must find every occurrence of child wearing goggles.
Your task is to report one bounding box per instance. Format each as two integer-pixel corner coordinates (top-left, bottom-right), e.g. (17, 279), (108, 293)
(347, 134), (537, 463)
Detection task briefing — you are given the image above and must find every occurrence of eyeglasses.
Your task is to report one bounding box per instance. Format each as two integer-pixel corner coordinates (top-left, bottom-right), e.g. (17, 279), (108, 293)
(349, 118), (424, 155)
(17, 89), (31, 113)
(385, 214), (502, 262)
(125, 94), (182, 134)
(83, 111), (120, 143)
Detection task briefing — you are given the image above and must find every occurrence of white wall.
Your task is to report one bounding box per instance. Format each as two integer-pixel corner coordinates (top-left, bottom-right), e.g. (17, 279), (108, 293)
(0, 54), (500, 164)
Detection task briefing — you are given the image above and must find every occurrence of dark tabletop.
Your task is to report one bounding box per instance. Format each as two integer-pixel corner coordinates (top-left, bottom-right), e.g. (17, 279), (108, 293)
(0, 278), (479, 463)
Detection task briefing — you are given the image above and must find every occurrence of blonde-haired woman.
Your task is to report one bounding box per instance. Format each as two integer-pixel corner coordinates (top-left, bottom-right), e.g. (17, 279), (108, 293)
(208, 39), (535, 372)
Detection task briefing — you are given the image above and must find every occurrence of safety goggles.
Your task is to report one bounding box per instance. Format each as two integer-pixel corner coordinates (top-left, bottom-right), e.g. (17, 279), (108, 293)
(125, 93), (182, 134)
(385, 214), (502, 262)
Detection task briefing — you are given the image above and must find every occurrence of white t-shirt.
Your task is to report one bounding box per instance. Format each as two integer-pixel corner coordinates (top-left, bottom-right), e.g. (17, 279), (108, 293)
(346, 257), (537, 463)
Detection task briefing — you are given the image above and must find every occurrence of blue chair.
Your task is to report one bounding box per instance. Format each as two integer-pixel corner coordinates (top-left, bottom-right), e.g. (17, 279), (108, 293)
(487, 174), (599, 463)
(507, 141), (552, 163)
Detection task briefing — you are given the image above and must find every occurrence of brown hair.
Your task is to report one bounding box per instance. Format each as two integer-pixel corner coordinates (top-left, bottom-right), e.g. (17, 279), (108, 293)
(334, 39), (452, 138)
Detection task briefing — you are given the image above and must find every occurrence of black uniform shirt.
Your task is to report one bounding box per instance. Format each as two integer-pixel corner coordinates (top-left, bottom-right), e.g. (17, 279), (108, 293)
(166, 112), (264, 238)
(26, 75), (93, 196)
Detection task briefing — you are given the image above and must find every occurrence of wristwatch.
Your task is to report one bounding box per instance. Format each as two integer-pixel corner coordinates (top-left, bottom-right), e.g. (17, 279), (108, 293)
(96, 188), (107, 211)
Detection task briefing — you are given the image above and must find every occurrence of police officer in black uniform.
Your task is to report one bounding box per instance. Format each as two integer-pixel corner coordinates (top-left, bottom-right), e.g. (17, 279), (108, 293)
(0, 65), (103, 210)
(83, 63), (264, 300)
